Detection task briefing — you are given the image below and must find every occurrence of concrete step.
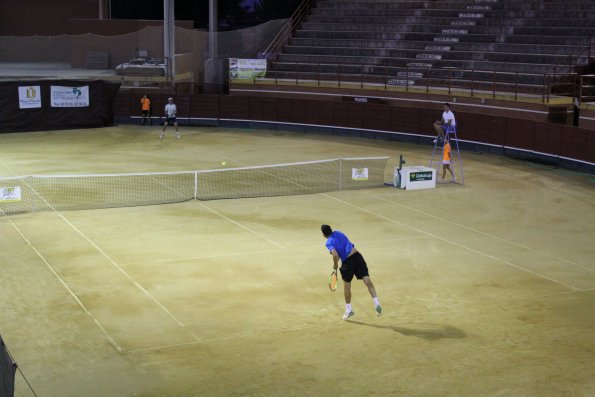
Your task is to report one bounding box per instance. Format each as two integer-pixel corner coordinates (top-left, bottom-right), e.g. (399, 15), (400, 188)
(282, 45), (580, 65)
(310, 9), (595, 20)
(274, 54), (558, 74)
(288, 38), (587, 56)
(301, 22), (595, 36)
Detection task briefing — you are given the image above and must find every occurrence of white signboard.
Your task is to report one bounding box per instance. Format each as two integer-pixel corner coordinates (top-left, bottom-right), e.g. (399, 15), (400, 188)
(229, 59), (267, 79)
(18, 86), (42, 109)
(352, 168), (369, 181)
(51, 86), (89, 107)
(395, 167), (436, 190)
(0, 186), (21, 202)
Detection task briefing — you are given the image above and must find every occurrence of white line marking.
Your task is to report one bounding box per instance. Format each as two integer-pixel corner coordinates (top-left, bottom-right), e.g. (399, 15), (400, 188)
(323, 193), (582, 291)
(2, 213), (122, 352)
(122, 248), (282, 266)
(0, 159), (201, 346)
(125, 324), (322, 354)
(195, 202), (286, 249)
(371, 193), (595, 273)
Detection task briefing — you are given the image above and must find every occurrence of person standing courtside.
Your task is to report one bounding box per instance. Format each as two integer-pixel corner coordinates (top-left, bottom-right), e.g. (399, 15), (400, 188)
(161, 97), (180, 139)
(140, 94), (151, 126)
(321, 224), (381, 320)
(441, 135), (455, 181)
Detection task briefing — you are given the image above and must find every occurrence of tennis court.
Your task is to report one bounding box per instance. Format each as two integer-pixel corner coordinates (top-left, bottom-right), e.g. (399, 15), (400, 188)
(1, 125), (594, 397)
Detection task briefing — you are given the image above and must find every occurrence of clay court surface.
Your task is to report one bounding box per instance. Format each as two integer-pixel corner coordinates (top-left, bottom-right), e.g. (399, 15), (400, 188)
(1, 125), (593, 397)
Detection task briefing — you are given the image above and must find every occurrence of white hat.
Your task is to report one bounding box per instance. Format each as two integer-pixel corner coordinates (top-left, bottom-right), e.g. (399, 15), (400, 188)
(168, 97), (173, 100)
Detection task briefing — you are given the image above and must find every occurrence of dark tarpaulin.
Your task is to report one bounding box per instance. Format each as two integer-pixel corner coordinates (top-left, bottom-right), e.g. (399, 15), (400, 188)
(0, 80), (120, 133)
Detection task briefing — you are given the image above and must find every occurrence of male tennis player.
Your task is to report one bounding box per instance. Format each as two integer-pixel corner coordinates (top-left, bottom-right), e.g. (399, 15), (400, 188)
(161, 97), (180, 139)
(433, 103), (456, 144)
(321, 224), (381, 320)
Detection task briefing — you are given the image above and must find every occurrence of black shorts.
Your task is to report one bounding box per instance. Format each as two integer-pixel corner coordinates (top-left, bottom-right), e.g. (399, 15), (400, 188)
(340, 252), (369, 282)
(142, 110), (149, 116)
(165, 116), (176, 123)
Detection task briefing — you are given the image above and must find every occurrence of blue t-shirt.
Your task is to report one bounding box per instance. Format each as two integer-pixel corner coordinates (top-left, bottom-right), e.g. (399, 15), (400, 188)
(325, 230), (354, 262)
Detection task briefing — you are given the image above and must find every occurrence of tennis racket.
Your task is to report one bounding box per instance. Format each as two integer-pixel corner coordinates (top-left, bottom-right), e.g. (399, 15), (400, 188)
(329, 270), (338, 291)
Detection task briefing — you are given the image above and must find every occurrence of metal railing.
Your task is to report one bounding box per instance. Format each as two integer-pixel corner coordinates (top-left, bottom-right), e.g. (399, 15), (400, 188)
(251, 61), (580, 104)
(549, 36), (594, 101)
(260, 0), (319, 63)
(579, 74), (595, 104)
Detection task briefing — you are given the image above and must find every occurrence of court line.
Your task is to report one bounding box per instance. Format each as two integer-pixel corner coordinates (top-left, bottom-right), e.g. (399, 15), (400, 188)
(126, 324), (323, 354)
(0, 212), (122, 352)
(196, 201), (286, 249)
(122, 248), (282, 266)
(47, 212), (202, 343)
(0, 159), (201, 346)
(371, 193), (595, 273)
(142, 168), (287, 250)
(322, 193), (582, 291)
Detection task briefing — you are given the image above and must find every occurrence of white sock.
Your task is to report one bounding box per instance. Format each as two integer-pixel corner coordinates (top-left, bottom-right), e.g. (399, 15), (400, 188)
(373, 297), (380, 306)
(345, 303), (352, 312)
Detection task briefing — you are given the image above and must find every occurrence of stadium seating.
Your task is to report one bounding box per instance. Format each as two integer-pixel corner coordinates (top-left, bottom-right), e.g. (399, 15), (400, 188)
(267, 0), (595, 97)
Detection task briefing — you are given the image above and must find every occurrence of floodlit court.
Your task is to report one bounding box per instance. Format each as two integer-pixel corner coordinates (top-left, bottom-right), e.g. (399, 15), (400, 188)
(1, 125), (594, 397)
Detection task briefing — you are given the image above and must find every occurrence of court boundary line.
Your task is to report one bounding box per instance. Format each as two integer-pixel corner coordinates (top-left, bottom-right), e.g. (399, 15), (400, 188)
(0, 159), (201, 347)
(122, 248), (282, 266)
(0, 212), (122, 352)
(371, 193), (595, 273)
(322, 193), (582, 291)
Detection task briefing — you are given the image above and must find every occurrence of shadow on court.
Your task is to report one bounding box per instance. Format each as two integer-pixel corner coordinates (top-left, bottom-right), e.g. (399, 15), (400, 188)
(348, 320), (466, 341)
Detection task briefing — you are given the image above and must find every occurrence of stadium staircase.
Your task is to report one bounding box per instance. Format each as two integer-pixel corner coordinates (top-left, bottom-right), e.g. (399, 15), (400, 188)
(265, 0), (595, 100)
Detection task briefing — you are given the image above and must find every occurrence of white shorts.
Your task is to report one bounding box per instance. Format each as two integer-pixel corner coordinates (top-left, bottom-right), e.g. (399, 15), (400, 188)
(443, 160), (451, 165)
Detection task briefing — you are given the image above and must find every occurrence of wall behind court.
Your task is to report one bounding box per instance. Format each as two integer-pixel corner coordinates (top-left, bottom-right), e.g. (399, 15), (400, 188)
(112, 93), (595, 171)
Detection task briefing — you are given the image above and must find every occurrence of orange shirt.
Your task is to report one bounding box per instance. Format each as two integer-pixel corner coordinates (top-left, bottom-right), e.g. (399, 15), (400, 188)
(443, 142), (451, 162)
(141, 97), (151, 111)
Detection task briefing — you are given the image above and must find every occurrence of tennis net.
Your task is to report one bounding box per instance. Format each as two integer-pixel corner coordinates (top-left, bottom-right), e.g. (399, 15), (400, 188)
(0, 157), (388, 215)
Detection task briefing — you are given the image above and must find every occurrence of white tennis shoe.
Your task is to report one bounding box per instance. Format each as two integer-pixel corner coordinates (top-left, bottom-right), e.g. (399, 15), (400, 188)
(342, 311), (354, 320)
(375, 305), (382, 315)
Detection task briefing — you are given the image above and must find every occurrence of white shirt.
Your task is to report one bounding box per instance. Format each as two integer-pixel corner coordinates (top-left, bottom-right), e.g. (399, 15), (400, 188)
(443, 110), (456, 126)
(165, 103), (177, 117)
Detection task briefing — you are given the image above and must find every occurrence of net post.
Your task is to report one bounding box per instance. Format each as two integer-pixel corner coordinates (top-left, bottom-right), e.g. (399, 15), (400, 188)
(194, 171), (198, 199)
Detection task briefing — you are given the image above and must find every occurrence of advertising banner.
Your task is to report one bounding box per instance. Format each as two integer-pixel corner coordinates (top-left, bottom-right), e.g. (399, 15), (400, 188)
(229, 59), (267, 80)
(0, 187), (21, 202)
(352, 168), (369, 181)
(51, 86), (89, 107)
(18, 86), (42, 109)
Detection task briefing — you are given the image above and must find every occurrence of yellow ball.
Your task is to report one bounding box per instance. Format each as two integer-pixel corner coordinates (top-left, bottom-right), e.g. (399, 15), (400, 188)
(221, 162), (226, 165)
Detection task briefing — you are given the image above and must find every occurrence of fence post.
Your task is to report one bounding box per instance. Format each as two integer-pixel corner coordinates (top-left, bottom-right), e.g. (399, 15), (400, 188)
(384, 66), (387, 90)
(318, 62), (320, 86)
(546, 74), (551, 103)
(471, 69), (475, 97)
(361, 64), (364, 89)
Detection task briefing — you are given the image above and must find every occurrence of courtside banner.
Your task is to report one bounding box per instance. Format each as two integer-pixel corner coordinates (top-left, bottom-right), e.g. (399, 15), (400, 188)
(18, 86), (42, 109)
(352, 168), (369, 181)
(0, 187), (21, 202)
(229, 58), (267, 79)
(50, 86), (89, 107)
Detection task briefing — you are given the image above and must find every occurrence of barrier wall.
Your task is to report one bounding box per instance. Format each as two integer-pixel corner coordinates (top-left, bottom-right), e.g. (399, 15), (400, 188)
(113, 92), (595, 171)
(0, 80), (120, 133)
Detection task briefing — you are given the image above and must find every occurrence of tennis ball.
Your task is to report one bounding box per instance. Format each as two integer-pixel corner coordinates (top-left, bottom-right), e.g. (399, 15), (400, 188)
(221, 162), (226, 165)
